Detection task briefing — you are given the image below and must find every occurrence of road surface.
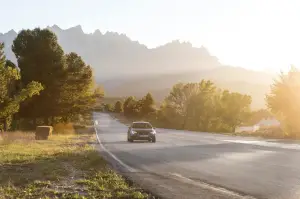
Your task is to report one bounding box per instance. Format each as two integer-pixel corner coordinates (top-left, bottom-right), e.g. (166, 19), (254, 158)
(93, 112), (300, 199)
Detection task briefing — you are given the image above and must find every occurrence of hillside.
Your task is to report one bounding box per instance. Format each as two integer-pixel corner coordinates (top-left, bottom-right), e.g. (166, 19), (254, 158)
(0, 25), (222, 80)
(102, 69), (271, 109)
(0, 25), (275, 109)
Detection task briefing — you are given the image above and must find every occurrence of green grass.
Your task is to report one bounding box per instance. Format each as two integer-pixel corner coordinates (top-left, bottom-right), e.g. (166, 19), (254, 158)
(0, 132), (149, 199)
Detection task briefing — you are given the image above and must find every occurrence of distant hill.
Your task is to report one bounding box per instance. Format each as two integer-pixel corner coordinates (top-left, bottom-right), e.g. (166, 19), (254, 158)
(0, 25), (222, 80)
(0, 25), (275, 109)
(102, 69), (272, 109)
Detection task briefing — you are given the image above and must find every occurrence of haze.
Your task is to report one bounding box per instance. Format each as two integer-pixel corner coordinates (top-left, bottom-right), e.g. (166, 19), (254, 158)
(2, 0), (299, 72)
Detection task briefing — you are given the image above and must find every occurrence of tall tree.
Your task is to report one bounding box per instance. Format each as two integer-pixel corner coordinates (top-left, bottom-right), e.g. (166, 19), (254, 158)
(59, 52), (96, 121)
(12, 28), (67, 123)
(163, 82), (211, 129)
(191, 80), (217, 131)
(266, 67), (300, 137)
(0, 42), (43, 130)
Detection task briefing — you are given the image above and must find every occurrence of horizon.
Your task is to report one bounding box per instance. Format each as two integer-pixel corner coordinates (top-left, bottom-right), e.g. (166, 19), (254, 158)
(2, 0), (300, 73)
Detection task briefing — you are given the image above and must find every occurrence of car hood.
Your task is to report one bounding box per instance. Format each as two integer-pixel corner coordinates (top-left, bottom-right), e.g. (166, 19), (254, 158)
(131, 128), (153, 132)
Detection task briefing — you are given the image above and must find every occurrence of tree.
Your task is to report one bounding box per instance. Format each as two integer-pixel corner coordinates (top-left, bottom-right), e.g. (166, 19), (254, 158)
(12, 28), (67, 123)
(104, 103), (114, 112)
(59, 53), (96, 121)
(0, 42), (43, 130)
(190, 80), (217, 131)
(163, 83), (197, 129)
(140, 93), (155, 116)
(218, 90), (252, 132)
(114, 101), (123, 113)
(266, 67), (300, 137)
(160, 79), (252, 132)
(162, 81), (216, 130)
(123, 96), (138, 117)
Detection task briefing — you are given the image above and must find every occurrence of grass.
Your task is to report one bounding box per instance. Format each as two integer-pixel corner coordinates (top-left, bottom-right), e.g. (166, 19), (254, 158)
(0, 131), (150, 199)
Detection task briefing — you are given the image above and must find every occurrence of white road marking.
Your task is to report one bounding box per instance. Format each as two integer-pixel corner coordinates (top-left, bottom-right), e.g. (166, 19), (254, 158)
(94, 121), (137, 172)
(169, 173), (256, 199)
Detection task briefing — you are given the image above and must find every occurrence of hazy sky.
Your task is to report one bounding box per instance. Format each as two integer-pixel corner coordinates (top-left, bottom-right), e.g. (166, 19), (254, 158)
(1, 0), (299, 72)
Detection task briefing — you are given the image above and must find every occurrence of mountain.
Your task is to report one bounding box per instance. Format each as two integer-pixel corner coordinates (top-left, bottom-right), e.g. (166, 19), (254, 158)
(0, 29), (17, 63)
(0, 25), (275, 109)
(102, 69), (272, 109)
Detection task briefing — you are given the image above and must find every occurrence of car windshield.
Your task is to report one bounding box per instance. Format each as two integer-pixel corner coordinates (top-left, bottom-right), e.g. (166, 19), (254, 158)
(132, 123), (152, 129)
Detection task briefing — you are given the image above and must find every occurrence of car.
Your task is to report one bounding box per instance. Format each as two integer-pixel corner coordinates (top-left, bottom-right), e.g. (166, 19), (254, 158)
(127, 121), (156, 143)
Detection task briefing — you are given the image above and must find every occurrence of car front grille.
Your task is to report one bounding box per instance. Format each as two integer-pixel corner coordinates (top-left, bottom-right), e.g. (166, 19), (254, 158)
(137, 131), (150, 136)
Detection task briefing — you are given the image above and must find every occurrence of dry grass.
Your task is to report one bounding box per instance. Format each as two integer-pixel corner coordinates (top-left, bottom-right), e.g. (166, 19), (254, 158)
(0, 131), (35, 145)
(0, 131), (150, 199)
(53, 123), (76, 134)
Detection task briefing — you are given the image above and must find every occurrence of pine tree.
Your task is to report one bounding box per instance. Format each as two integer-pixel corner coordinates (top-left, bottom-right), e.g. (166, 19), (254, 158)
(12, 28), (66, 123)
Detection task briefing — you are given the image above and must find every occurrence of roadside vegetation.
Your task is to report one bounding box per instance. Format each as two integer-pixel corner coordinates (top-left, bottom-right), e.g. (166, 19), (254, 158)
(0, 131), (150, 199)
(103, 68), (300, 139)
(0, 27), (157, 198)
(0, 28), (104, 132)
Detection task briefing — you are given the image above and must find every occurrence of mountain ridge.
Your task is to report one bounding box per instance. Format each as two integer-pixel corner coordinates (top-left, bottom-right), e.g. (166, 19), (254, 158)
(0, 25), (274, 109)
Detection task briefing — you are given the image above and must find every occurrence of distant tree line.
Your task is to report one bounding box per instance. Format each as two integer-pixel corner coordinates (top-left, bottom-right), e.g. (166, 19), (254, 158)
(104, 80), (253, 132)
(104, 67), (300, 138)
(103, 93), (155, 117)
(0, 28), (103, 131)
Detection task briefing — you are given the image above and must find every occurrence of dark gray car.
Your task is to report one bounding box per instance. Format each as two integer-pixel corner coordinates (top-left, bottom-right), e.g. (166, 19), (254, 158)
(127, 121), (156, 143)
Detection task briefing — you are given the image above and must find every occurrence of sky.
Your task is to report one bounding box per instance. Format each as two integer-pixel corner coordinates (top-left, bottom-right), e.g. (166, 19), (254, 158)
(1, 0), (300, 72)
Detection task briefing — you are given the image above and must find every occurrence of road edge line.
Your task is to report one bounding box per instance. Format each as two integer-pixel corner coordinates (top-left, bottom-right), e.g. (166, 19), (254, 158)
(94, 122), (136, 172)
(169, 173), (257, 199)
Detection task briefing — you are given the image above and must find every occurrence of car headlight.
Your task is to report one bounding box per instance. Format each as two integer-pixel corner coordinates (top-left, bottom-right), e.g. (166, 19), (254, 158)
(131, 131), (137, 134)
(150, 130), (156, 134)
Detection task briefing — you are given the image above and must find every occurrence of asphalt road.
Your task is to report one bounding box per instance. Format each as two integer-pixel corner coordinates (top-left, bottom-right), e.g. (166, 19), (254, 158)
(93, 112), (300, 199)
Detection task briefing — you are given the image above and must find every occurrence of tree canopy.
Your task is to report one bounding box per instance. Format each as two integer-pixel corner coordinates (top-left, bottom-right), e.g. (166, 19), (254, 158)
(266, 67), (300, 137)
(59, 52), (96, 121)
(12, 28), (67, 120)
(1, 28), (102, 128)
(0, 42), (43, 130)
